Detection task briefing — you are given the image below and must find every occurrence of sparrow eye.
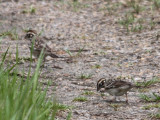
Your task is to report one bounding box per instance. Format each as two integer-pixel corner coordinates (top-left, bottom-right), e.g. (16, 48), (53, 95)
(25, 33), (35, 39)
(29, 34), (33, 38)
(100, 82), (104, 86)
(102, 81), (105, 84)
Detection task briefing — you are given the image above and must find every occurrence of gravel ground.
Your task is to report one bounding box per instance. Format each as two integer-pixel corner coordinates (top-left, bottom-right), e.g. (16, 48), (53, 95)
(0, 0), (160, 119)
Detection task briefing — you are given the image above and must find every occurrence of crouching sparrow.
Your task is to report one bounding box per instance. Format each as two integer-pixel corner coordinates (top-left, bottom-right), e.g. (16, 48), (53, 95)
(97, 77), (137, 103)
(25, 29), (63, 62)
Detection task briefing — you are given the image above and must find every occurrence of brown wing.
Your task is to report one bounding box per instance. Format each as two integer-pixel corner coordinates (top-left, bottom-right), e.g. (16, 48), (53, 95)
(105, 80), (132, 89)
(44, 45), (60, 58)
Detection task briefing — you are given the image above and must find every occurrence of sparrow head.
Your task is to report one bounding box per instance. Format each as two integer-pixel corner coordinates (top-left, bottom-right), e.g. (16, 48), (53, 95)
(97, 78), (106, 91)
(25, 29), (37, 41)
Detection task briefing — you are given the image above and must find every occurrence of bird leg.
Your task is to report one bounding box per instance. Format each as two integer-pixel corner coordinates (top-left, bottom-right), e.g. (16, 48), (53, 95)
(125, 93), (128, 103)
(114, 96), (117, 101)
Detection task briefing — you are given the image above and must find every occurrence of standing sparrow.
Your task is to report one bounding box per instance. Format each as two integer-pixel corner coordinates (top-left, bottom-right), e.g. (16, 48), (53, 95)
(97, 77), (136, 103)
(25, 29), (61, 61)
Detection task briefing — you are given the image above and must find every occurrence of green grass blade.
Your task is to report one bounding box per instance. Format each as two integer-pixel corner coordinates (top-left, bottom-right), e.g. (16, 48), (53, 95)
(0, 46), (10, 68)
(67, 111), (72, 120)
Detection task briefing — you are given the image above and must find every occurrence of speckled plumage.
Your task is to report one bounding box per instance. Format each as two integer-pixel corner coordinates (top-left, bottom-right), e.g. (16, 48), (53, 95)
(25, 29), (59, 60)
(97, 77), (135, 102)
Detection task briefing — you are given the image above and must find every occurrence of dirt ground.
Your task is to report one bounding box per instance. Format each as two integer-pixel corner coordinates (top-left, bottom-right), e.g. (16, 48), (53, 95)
(0, 0), (160, 119)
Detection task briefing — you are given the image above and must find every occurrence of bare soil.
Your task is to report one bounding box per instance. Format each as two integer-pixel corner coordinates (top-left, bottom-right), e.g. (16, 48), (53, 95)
(0, 0), (160, 119)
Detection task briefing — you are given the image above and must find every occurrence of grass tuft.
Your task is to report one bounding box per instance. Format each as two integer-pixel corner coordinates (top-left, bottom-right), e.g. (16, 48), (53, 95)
(139, 92), (160, 102)
(67, 1), (88, 12)
(136, 77), (160, 87)
(142, 103), (160, 110)
(109, 103), (122, 111)
(153, 0), (160, 9)
(119, 14), (135, 32)
(73, 97), (88, 102)
(79, 73), (92, 79)
(82, 91), (94, 96)
(92, 64), (101, 69)
(128, 0), (143, 14)
(22, 6), (36, 14)
(0, 46), (70, 119)
(0, 28), (19, 40)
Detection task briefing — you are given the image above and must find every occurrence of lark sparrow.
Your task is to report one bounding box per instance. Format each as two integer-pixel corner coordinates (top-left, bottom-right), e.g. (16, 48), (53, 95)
(97, 77), (136, 103)
(25, 29), (61, 61)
